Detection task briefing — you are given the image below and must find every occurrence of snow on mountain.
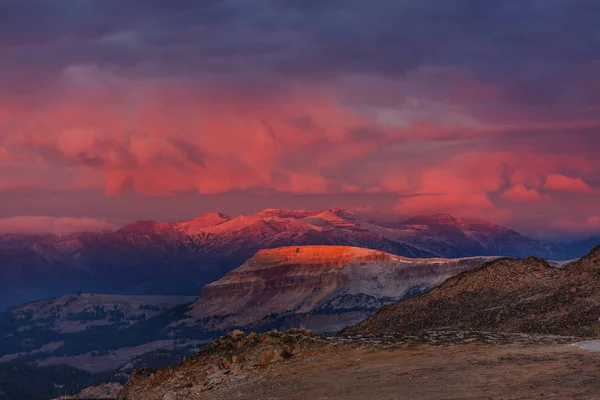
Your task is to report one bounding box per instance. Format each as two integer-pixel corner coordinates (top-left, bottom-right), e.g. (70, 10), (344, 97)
(175, 212), (231, 234)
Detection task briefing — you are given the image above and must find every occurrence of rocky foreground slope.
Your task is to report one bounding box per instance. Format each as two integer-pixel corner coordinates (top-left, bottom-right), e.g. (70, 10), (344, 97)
(117, 329), (320, 400)
(344, 246), (600, 338)
(117, 329), (600, 400)
(182, 246), (494, 333)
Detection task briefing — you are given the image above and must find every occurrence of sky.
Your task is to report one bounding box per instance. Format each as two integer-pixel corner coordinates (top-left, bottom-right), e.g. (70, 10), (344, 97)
(0, 0), (599, 238)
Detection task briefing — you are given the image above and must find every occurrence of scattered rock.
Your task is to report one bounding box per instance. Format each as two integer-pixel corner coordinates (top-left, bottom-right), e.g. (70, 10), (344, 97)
(119, 329), (320, 400)
(162, 392), (177, 400)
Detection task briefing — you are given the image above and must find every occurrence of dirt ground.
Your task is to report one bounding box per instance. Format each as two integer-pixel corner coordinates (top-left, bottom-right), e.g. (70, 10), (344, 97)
(204, 343), (600, 400)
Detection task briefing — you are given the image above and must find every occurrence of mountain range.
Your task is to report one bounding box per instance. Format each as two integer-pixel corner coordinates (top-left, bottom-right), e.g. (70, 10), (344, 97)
(0, 208), (593, 310)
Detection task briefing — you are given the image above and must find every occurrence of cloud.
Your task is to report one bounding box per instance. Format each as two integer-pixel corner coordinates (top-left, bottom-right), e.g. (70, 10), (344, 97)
(0, 146), (15, 162)
(552, 216), (600, 234)
(543, 174), (596, 194)
(0, 1), (599, 235)
(0, 216), (117, 234)
(501, 185), (549, 203)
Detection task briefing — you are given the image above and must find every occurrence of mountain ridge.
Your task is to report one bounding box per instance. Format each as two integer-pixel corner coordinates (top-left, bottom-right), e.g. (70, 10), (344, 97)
(0, 208), (591, 310)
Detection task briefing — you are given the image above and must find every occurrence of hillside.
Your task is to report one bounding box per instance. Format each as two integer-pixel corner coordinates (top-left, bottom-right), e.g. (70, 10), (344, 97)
(0, 294), (200, 373)
(344, 246), (600, 338)
(9, 293), (196, 333)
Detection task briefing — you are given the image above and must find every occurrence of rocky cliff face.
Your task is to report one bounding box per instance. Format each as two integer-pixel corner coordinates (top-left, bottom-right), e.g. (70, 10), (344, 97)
(184, 246), (495, 333)
(345, 246), (600, 338)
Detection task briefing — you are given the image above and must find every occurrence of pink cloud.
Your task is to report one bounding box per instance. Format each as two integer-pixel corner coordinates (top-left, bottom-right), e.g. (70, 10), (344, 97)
(543, 174), (596, 194)
(0, 146), (16, 163)
(1, 64), (600, 235)
(501, 185), (549, 203)
(0, 216), (117, 234)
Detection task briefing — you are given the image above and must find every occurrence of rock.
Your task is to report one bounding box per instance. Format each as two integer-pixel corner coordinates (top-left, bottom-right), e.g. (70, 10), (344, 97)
(232, 353), (245, 363)
(271, 345), (290, 361)
(258, 349), (274, 365)
(195, 371), (208, 384)
(231, 329), (246, 338)
(119, 329), (320, 400)
(231, 363), (243, 373)
(162, 392), (177, 400)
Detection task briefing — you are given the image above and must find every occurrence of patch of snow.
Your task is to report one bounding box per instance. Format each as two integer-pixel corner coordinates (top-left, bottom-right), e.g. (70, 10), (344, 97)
(573, 340), (600, 351)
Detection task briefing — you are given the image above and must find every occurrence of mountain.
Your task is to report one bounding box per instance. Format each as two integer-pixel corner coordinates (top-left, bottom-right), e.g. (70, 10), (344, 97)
(0, 208), (591, 310)
(344, 246), (600, 338)
(0, 208), (431, 310)
(384, 213), (569, 259)
(181, 245), (495, 334)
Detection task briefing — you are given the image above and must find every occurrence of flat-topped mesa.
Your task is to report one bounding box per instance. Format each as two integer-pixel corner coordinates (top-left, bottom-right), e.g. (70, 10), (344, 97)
(242, 245), (394, 270)
(189, 245), (495, 333)
(200, 246), (392, 302)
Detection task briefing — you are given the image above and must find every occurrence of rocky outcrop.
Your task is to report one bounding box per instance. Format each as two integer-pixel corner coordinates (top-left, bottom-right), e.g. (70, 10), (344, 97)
(345, 245), (600, 338)
(118, 329), (320, 400)
(184, 246), (495, 333)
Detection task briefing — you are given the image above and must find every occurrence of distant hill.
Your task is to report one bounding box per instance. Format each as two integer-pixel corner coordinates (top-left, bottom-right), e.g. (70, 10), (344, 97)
(0, 294), (198, 373)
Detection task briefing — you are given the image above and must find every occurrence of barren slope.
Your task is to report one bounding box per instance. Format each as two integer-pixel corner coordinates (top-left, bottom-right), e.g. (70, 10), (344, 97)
(345, 246), (600, 338)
